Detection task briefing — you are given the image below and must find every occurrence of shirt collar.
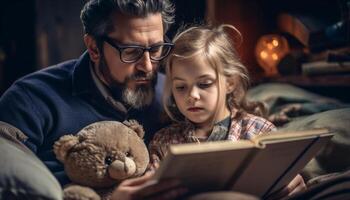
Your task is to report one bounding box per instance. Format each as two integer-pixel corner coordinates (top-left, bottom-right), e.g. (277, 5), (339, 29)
(71, 51), (128, 114)
(89, 62), (128, 114)
(185, 113), (232, 143)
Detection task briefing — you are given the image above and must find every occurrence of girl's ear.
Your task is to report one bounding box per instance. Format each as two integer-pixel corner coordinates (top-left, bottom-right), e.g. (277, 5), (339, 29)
(84, 34), (101, 63)
(226, 76), (237, 94)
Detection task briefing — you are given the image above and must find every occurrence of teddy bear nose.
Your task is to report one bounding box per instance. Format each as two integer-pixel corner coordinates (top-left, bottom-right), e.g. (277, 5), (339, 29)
(108, 157), (136, 179)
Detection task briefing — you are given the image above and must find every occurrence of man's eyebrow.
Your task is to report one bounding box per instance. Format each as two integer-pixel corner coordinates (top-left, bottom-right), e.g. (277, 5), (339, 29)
(150, 40), (166, 46)
(111, 38), (165, 47)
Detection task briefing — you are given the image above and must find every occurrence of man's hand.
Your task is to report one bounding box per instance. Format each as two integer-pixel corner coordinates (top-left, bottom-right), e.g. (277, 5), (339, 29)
(111, 172), (188, 200)
(266, 174), (306, 200)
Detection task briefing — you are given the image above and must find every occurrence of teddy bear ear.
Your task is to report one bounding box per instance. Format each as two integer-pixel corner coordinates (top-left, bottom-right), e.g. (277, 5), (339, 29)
(123, 120), (145, 139)
(53, 134), (79, 163)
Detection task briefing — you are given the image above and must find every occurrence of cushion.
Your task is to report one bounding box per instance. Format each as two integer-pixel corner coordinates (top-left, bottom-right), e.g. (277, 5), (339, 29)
(247, 83), (347, 126)
(278, 108), (350, 181)
(286, 169), (350, 200)
(247, 83), (350, 181)
(0, 121), (62, 200)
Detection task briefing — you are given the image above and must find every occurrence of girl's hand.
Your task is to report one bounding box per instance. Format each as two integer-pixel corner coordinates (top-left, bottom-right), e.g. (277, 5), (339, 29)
(266, 174), (306, 200)
(111, 171), (188, 200)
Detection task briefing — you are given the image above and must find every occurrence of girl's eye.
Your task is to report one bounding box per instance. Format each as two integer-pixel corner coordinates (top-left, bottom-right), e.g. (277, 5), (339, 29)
(198, 82), (213, 89)
(174, 85), (186, 92)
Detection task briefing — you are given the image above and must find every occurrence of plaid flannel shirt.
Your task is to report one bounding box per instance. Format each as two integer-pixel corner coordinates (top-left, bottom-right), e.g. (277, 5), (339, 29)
(148, 109), (276, 170)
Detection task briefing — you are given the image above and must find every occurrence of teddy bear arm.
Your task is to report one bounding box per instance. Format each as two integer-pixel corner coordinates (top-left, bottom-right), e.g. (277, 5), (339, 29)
(63, 185), (101, 200)
(123, 120), (145, 138)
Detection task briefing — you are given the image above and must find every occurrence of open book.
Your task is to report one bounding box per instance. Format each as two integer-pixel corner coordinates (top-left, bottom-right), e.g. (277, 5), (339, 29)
(152, 129), (333, 198)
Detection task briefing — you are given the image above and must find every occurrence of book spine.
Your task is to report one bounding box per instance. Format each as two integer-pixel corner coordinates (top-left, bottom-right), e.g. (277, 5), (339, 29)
(301, 61), (350, 75)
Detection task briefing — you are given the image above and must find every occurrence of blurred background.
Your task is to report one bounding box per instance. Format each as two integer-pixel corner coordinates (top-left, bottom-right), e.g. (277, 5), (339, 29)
(0, 0), (349, 101)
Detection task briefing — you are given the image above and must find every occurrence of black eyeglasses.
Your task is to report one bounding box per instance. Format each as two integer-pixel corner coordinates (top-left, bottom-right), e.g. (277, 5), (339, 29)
(101, 36), (174, 63)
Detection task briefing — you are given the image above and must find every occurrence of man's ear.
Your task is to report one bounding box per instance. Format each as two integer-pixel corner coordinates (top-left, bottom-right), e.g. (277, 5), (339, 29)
(84, 34), (101, 62)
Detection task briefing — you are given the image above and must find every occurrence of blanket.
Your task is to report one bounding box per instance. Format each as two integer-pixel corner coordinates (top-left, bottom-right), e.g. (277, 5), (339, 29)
(247, 83), (350, 181)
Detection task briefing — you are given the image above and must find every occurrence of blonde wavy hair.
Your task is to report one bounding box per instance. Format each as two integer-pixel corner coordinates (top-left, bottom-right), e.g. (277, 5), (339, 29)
(163, 24), (265, 122)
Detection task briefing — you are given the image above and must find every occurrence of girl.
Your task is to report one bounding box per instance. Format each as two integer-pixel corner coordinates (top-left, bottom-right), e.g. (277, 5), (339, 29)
(149, 24), (275, 164)
(148, 24), (306, 198)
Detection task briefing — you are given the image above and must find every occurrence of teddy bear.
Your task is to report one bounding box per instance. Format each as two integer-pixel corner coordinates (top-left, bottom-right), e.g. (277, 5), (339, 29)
(53, 120), (149, 200)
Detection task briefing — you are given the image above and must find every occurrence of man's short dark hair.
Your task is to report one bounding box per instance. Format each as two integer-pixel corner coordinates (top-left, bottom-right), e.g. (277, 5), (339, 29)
(80, 0), (175, 39)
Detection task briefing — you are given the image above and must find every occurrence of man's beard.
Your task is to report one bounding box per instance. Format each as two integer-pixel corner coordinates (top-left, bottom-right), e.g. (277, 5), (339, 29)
(98, 57), (157, 109)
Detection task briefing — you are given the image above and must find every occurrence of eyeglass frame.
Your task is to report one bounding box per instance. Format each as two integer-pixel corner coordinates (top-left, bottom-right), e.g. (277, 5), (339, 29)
(100, 36), (174, 64)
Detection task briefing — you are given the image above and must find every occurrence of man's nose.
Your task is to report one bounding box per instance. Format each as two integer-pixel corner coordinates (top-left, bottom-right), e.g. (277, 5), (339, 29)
(136, 51), (153, 73)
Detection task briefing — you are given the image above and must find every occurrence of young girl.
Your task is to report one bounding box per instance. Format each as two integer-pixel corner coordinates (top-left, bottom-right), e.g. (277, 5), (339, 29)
(149, 24), (275, 163)
(148, 24), (306, 198)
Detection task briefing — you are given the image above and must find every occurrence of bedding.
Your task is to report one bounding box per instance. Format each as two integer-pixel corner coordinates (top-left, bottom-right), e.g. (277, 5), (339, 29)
(0, 121), (62, 200)
(247, 83), (350, 182)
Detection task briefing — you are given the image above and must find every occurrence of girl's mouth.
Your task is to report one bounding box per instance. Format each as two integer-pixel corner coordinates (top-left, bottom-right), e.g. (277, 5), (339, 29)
(187, 107), (203, 112)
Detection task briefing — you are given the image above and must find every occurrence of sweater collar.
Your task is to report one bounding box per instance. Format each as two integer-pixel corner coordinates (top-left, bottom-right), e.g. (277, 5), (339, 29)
(71, 51), (97, 96)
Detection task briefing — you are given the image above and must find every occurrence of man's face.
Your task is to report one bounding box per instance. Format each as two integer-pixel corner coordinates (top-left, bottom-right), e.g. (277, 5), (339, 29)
(98, 13), (164, 108)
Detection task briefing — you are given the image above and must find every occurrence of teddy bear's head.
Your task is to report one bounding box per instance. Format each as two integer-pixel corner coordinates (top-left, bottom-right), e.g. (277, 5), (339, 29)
(53, 120), (149, 188)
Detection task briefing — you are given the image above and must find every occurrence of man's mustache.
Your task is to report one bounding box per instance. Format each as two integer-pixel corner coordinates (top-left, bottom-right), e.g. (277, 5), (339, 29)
(129, 72), (155, 81)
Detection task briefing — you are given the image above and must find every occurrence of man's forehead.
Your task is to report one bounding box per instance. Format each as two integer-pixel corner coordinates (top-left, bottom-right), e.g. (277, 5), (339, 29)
(108, 12), (164, 44)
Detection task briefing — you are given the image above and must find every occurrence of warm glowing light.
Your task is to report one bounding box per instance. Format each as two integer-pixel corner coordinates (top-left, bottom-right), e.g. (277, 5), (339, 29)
(260, 51), (268, 59)
(272, 53), (279, 60)
(255, 34), (290, 76)
(267, 43), (274, 50)
(272, 39), (279, 47)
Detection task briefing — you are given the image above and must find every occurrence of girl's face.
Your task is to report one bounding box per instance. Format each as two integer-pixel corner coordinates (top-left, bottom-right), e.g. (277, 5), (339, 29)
(171, 57), (230, 127)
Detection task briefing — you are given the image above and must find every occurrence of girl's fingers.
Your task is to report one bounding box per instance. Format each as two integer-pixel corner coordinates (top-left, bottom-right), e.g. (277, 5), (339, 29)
(138, 179), (183, 197)
(145, 187), (188, 200)
(120, 172), (155, 187)
(265, 175), (306, 200)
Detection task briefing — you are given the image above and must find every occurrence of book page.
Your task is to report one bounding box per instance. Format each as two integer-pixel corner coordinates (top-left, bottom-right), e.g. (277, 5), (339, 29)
(153, 129), (332, 196)
(266, 135), (332, 195)
(154, 143), (256, 191)
(230, 133), (332, 197)
(252, 129), (330, 144)
(230, 139), (311, 196)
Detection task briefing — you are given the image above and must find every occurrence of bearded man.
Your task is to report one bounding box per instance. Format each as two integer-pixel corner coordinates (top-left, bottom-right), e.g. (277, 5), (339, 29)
(0, 0), (175, 189)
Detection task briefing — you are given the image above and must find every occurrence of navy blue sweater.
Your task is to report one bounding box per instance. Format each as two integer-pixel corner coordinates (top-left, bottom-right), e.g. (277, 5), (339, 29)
(0, 52), (166, 185)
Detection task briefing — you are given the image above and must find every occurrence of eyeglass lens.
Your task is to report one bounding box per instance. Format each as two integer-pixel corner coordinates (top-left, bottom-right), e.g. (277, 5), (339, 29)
(121, 44), (172, 62)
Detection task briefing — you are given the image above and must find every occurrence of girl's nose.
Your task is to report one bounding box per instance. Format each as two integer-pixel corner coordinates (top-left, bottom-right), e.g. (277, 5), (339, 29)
(187, 87), (200, 103)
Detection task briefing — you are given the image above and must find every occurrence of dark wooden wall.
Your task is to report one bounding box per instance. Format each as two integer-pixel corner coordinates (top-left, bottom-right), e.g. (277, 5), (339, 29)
(0, 0), (205, 95)
(35, 0), (85, 68)
(0, 0), (36, 93)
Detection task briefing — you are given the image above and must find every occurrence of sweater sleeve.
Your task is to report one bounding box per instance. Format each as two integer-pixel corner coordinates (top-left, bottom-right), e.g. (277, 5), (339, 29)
(0, 83), (45, 153)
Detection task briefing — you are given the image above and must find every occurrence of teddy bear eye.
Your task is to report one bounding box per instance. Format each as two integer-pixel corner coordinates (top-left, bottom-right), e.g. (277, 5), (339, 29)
(125, 151), (131, 157)
(105, 156), (113, 165)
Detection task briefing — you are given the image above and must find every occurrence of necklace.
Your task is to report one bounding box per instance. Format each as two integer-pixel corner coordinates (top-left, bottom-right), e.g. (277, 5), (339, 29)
(190, 135), (208, 143)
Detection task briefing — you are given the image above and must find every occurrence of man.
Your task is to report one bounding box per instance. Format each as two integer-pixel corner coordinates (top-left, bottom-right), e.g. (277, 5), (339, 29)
(0, 0), (176, 192)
